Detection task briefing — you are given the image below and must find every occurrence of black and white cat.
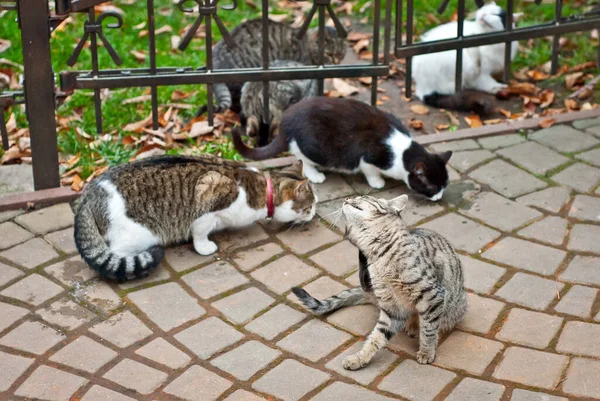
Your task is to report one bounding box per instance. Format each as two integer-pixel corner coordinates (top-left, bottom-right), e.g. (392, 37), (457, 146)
(232, 97), (452, 201)
(412, 2), (522, 112)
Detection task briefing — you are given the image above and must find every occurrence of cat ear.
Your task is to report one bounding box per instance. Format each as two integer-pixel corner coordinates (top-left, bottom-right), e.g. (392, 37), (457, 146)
(294, 179), (311, 201)
(412, 162), (426, 176)
(388, 194), (409, 214)
(439, 151), (452, 164)
(282, 160), (304, 179)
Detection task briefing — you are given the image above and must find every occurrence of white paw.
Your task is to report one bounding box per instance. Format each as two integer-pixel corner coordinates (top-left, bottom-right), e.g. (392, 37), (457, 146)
(366, 176), (385, 189)
(416, 349), (435, 364)
(490, 83), (508, 94)
(305, 171), (326, 184)
(343, 354), (367, 371)
(194, 240), (218, 256)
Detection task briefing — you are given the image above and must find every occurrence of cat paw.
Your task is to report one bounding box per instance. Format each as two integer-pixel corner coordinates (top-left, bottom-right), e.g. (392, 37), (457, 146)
(416, 349), (436, 364)
(366, 176), (385, 189)
(305, 171), (326, 184)
(490, 83), (508, 94)
(194, 240), (218, 255)
(343, 354), (367, 371)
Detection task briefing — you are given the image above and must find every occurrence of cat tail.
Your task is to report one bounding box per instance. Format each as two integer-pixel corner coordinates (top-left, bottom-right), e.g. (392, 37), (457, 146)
(291, 286), (371, 315)
(423, 90), (494, 115)
(231, 123), (288, 160)
(74, 200), (164, 282)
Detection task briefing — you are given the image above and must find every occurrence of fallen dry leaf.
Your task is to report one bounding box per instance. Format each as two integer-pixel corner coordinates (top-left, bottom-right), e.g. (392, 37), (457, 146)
(565, 72), (584, 90)
(358, 77), (372, 85)
(410, 104), (430, 115)
(527, 70), (550, 81)
(71, 174), (84, 192)
(539, 89), (555, 108)
(513, 67), (529, 81)
(507, 82), (539, 96)
(331, 78), (359, 97)
(577, 87), (594, 100)
(564, 98), (580, 111)
(130, 50), (146, 62)
(5, 113), (16, 134)
(0, 38), (10, 53)
(581, 102), (595, 111)
(334, 2), (353, 14)
(409, 118), (423, 130)
(436, 123), (450, 131)
(245, 0), (258, 9)
(483, 118), (502, 125)
(445, 111), (460, 127)
(380, 95), (390, 101)
(133, 21), (146, 30)
(173, 121), (214, 140)
(498, 108), (512, 118)
(155, 25), (173, 35)
(571, 61), (596, 72)
(171, 36), (181, 50)
(465, 113), (483, 128)
(538, 118), (556, 129)
(347, 32), (372, 42)
(123, 113), (153, 132)
(95, 4), (124, 15)
(268, 14), (288, 23)
(122, 94), (152, 105)
(122, 135), (136, 145)
(353, 39), (370, 54)
(134, 143), (165, 160)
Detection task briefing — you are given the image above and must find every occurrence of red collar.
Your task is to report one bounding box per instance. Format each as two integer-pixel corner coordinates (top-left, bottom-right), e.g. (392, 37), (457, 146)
(265, 172), (274, 218)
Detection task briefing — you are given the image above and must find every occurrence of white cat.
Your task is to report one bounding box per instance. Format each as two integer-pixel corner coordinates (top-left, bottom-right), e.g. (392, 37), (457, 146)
(412, 2), (522, 111)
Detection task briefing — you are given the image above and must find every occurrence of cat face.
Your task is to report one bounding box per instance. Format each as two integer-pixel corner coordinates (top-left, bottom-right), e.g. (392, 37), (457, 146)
(307, 27), (348, 65)
(476, 2), (521, 31)
(406, 151), (452, 201)
(273, 161), (318, 223)
(342, 194), (409, 241)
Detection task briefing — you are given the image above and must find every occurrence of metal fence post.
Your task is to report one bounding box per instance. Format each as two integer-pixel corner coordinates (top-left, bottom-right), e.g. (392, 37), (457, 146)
(18, 0), (60, 190)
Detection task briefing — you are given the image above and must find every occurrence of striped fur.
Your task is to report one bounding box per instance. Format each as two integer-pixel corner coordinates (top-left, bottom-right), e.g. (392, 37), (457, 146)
(73, 155), (317, 282)
(211, 19), (346, 112)
(295, 194), (467, 369)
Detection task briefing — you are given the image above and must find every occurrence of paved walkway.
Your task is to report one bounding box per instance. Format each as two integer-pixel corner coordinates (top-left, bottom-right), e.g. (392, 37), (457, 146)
(1, 119), (600, 401)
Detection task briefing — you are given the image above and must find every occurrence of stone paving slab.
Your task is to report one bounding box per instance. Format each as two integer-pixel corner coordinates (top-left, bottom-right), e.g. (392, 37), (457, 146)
(1, 126), (600, 401)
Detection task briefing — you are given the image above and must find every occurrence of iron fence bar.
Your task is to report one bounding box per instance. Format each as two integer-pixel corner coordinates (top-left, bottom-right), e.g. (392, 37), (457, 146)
(18, 0), (60, 190)
(87, 8), (103, 134)
(317, 2), (325, 95)
(371, 0), (381, 106)
(396, 17), (600, 58)
(67, 65), (390, 89)
(395, 0), (402, 55)
(260, 0), (269, 146)
(205, 1), (214, 126)
(383, 0), (392, 65)
(455, 0), (465, 92)
(503, 0), (514, 83)
(403, 0), (413, 97)
(0, 110), (9, 151)
(551, 0), (563, 75)
(148, 0), (159, 130)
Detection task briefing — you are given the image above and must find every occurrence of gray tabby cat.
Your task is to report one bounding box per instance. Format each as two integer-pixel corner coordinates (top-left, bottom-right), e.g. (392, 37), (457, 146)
(293, 194), (467, 368)
(241, 60), (317, 137)
(73, 155), (316, 282)
(208, 19), (347, 114)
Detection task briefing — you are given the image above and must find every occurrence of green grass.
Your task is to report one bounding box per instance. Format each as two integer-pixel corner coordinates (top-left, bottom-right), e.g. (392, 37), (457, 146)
(0, 0), (598, 178)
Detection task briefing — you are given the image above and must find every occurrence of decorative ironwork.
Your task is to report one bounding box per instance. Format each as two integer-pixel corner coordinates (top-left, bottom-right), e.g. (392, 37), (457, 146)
(295, 0), (347, 40)
(177, 0), (237, 51)
(67, 11), (124, 67)
(0, 92), (24, 150)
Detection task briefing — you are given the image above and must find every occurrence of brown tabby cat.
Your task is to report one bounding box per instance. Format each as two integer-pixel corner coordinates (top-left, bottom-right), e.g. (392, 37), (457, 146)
(73, 155), (316, 282)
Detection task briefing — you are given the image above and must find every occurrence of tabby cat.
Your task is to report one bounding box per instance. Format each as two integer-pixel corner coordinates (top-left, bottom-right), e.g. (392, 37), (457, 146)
(233, 97), (452, 200)
(73, 155), (316, 282)
(241, 60), (317, 138)
(204, 19), (346, 114)
(293, 194), (467, 368)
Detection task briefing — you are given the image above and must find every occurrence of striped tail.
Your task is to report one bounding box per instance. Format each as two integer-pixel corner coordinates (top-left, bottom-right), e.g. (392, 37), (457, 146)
(73, 202), (164, 282)
(291, 286), (370, 315)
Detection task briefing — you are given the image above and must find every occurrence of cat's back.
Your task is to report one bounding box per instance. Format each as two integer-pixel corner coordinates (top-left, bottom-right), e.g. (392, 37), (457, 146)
(213, 19), (308, 69)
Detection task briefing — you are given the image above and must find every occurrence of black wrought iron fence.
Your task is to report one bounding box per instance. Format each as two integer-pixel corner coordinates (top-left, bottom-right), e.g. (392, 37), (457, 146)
(0, 0), (599, 192)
